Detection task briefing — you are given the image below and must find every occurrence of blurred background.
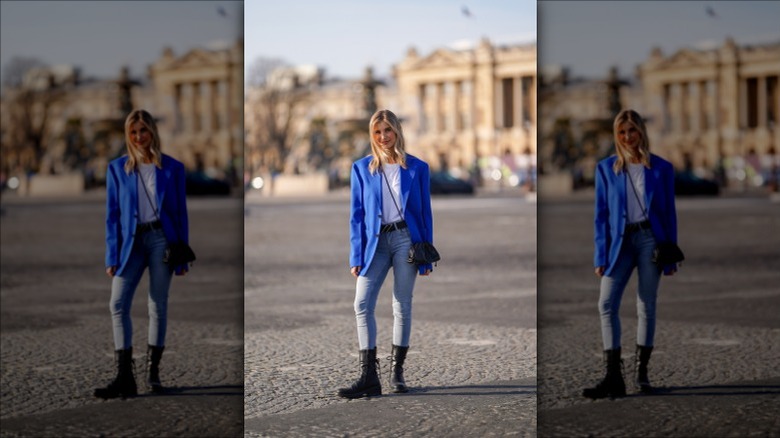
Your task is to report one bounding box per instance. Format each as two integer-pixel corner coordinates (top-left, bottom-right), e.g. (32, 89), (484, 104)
(538, 1), (780, 198)
(243, 0), (538, 197)
(0, 1), (244, 198)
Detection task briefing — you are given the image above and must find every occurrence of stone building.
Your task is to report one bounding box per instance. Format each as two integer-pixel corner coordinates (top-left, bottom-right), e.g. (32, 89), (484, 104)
(149, 40), (243, 178)
(244, 38), (537, 192)
(639, 38), (780, 185)
(0, 40), (244, 194)
(393, 38), (537, 175)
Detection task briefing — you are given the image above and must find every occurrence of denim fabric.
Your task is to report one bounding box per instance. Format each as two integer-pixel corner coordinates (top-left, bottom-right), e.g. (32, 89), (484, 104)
(354, 229), (417, 349)
(598, 228), (661, 350)
(110, 228), (172, 349)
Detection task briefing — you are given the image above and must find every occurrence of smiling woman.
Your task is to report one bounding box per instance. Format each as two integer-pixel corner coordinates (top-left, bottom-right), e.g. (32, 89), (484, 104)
(338, 109), (435, 399)
(96, 109), (191, 399)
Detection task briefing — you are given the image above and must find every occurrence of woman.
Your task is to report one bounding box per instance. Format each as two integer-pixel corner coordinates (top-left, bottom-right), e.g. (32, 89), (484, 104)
(584, 109), (678, 399)
(95, 109), (190, 399)
(338, 109), (434, 399)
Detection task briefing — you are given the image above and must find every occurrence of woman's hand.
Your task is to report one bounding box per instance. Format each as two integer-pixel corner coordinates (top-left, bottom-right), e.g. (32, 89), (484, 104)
(421, 269), (431, 276)
(664, 265), (677, 276)
(106, 266), (117, 278)
(350, 266), (361, 277)
(595, 266), (605, 277)
(176, 266), (188, 276)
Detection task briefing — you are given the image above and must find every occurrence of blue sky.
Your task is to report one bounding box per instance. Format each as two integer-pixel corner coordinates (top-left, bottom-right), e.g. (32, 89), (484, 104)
(539, 1), (780, 79)
(0, 1), (242, 82)
(244, 0), (537, 81)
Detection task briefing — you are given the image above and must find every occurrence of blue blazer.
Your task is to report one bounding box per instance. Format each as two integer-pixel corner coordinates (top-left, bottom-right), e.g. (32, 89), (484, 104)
(105, 154), (189, 275)
(594, 154), (678, 276)
(350, 154), (434, 275)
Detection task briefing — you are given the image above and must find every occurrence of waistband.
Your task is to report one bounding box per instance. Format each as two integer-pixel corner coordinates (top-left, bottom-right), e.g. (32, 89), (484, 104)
(625, 220), (651, 233)
(380, 220), (407, 234)
(136, 220), (162, 234)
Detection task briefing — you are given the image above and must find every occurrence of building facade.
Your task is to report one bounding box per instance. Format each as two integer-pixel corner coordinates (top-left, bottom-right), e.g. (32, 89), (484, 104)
(0, 40), (243, 193)
(639, 38), (780, 185)
(149, 40), (244, 177)
(394, 38), (537, 175)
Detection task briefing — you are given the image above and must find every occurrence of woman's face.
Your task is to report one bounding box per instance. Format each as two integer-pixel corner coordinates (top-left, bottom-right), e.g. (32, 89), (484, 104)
(372, 121), (396, 151)
(617, 122), (641, 151)
(129, 121), (152, 151)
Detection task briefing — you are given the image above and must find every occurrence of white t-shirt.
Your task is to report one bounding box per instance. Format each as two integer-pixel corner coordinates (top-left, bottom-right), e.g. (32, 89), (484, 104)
(381, 164), (403, 224)
(137, 163), (158, 223)
(626, 163), (646, 224)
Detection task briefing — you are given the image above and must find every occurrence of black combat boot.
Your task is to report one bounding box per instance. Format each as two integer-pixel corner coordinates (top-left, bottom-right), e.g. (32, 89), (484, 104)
(337, 348), (381, 399)
(635, 345), (654, 393)
(147, 345), (165, 393)
(582, 347), (626, 399)
(94, 348), (137, 399)
(389, 345), (409, 393)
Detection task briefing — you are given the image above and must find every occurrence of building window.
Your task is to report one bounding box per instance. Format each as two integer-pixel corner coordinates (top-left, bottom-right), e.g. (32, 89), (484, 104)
(502, 78), (514, 128)
(746, 77), (758, 128)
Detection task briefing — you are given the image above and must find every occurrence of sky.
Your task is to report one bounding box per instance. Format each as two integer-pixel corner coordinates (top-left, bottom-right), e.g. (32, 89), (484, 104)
(244, 0), (537, 82)
(3, 1), (777, 86)
(0, 1), (242, 83)
(539, 1), (780, 79)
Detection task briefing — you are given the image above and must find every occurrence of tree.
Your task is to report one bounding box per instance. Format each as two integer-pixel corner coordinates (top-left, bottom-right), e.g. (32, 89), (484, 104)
(1, 57), (66, 174)
(244, 57), (311, 178)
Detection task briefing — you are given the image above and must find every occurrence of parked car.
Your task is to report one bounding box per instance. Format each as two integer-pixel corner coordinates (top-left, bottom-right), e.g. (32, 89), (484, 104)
(186, 171), (231, 196)
(429, 172), (475, 195)
(674, 171), (720, 196)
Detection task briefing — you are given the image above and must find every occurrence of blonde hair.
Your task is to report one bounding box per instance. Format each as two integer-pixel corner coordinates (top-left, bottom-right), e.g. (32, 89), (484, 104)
(368, 109), (407, 174)
(123, 109), (162, 174)
(613, 109), (651, 173)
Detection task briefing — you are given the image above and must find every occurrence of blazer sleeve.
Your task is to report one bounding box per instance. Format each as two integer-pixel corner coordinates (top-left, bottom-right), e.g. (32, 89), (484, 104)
(175, 161), (189, 244)
(349, 163), (366, 268)
(593, 163), (610, 268)
(105, 163), (121, 268)
(420, 162), (433, 244)
(418, 161), (434, 274)
(664, 163), (677, 244)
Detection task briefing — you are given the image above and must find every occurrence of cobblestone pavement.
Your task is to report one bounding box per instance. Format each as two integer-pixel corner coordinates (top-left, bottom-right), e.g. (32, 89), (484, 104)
(244, 193), (538, 437)
(1, 197), (244, 437)
(537, 196), (780, 437)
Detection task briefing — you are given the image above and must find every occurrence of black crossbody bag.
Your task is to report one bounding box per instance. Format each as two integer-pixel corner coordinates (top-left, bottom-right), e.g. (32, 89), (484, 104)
(380, 166), (440, 266)
(626, 168), (684, 267)
(138, 171), (196, 267)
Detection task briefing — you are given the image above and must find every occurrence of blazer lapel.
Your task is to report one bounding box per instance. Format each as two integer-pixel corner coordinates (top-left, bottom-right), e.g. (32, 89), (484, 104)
(617, 169), (627, 217)
(128, 169), (139, 215)
(400, 163), (416, 212)
(370, 168), (382, 209)
(156, 165), (170, 207)
(644, 166), (657, 214)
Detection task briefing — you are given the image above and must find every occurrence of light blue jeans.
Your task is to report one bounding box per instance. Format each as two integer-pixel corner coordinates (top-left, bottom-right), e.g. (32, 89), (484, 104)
(598, 228), (661, 350)
(110, 228), (172, 350)
(354, 229), (418, 349)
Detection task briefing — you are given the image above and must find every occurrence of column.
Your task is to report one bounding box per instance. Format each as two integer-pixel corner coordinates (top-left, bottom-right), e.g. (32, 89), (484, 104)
(514, 76), (523, 129)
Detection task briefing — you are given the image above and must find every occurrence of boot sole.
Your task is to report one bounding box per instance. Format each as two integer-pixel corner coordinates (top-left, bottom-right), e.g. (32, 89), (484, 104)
(337, 385), (382, 399)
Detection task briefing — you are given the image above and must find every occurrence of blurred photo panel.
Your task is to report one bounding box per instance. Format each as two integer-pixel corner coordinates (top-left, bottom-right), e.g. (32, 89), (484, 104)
(0, 2), (244, 436)
(537, 1), (780, 436)
(243, 1), (538, 435)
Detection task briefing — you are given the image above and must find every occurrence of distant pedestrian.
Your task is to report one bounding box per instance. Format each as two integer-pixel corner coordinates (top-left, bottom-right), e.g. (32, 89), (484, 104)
(338, 109), (434, 398)
(95, 109), (190, 399)
(584, 109), (679, 399)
